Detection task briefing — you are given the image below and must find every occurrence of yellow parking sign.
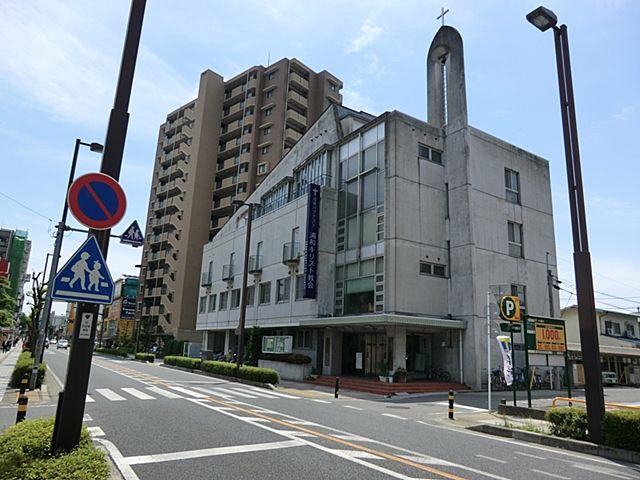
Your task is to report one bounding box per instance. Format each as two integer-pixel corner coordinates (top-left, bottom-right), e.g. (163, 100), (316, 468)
(499, 296), (521, 322)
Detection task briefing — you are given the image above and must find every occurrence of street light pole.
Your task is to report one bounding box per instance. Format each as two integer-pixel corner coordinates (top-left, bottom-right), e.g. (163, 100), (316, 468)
(526, 6), (605, 443)
(234, 201), (258, 368)
(29, 139), (103, 388)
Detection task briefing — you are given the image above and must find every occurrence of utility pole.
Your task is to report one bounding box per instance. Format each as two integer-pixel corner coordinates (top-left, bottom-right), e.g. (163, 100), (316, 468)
(546, 252), (555, 318)
(51, 0), (146, 453)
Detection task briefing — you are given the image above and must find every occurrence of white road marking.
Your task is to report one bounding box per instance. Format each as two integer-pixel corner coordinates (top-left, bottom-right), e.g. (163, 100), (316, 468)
(287, 420), (319, 426)
(95, 438), (140, 480)
(435, 401), (486, 412)
(146, 386), (183, 399)
(571, 464), (636, 479)
(122, 388), (155, 400)
(475, 454), (507, 464)
(168, 386), (209, 399)
(311, 399), (331, 404)
(243, 417), (272, 423)
(398, 455), (454, 466)
(96, 388), (126, 401)
(83, 414), (93, 421)
(85, 394), (95, 403)
(124, 440), (304, 465)
(213, 387), (258, 398)
(191, 386), (235, 400)
(245, 387), (300, 399)
(46, 364), (64, 389)
(87, 426), (105, 437)
(327, 449), (383, 460)
(515, 451), (546, 460)
(381, 413), (407, 420)
(274, 431), (316, 438)
(343, 405), (363, 411)
(531, 469), (570, 479)
(232, 387), (281, 399)
(333, 434), (376, 442)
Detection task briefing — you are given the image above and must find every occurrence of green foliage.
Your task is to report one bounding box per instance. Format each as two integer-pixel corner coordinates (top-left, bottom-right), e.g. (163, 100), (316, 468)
(94, 347), (128, 358)
(0, 276), (16, 327)
(9, 351), (46, 388)
(163, 355), (201, 369)
(0, 417), (109, 480)
(545, 407), (588, 441)
(201, 360), (238, 377)
(162, 337), (185, 357)
(238, 365), (279, 384)
(260, 353), (311, 364)
(246, 327), (263, 366)
(134, 353), (155, 363)
(603, 410), (640, 452)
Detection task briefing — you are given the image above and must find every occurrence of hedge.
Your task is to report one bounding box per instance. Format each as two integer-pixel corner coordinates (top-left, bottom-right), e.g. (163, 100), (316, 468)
(94, 347), (128, 358)
(545, 407), (588, 441)
(0, 417), (109, 480)
(260, 353), (311, 364)
(238, 365), (279, 384)
(134, 353), (155, 363)
(9, 351), (46, 388)
(163, 355), (201, 370)
(603, 410), (640, 452)
(201, 360), (237, 377)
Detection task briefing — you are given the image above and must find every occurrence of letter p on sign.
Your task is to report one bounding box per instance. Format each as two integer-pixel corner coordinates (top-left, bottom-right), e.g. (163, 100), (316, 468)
(499, 296), (521, 322)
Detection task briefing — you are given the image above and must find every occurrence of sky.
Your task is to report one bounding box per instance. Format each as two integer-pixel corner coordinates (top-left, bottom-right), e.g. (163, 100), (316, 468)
(1, 0), (639, 318)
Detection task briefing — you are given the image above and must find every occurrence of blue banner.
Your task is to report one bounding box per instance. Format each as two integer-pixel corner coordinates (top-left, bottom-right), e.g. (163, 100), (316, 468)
(303, 184), (321, 298)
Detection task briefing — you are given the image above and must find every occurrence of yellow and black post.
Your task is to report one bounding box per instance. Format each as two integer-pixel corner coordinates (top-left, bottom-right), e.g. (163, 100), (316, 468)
(16, 375), (29, 423)
(334, 377), (340, 399)
(448, 390), (454, 420)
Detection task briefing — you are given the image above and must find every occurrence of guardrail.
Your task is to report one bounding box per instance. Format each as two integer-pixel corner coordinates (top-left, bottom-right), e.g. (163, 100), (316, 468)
(552, 396), (640, 411)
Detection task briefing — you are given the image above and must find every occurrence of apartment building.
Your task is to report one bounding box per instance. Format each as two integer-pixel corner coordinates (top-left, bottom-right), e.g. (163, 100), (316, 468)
(0, 228), (31, 318)
(101, 276), (139, 347)
(139, 58), (343, 342)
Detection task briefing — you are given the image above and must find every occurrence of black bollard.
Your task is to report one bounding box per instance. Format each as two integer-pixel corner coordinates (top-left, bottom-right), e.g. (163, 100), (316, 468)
(448, 390), (454, 420)
(335, 377), (340, 399)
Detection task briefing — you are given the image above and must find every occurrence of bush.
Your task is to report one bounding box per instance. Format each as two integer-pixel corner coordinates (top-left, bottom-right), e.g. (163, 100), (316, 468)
(134, 353), (155, 363)
(545, 407), (588, 441)
(603, 410), (640, 452)
(9, 351), (46, 388)
(201, 360), (237, 377)
(0, 417), (109, 480)
(162, 337), (185, 357)
(238, 365), (279, 384)
(94, 347), (128, 358)
(163, 355), (201, 370)
(260, 353), (311, 365)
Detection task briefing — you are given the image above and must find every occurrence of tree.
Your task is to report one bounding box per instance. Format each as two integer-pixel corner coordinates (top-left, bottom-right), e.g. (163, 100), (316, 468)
(25, 271), (46, 352)
(246, 326), (263, 366)
(0, 276), (16, 328)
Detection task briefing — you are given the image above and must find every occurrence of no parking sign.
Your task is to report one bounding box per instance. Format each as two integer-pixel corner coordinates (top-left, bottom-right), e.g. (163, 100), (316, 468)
(67, 173), (126, 230)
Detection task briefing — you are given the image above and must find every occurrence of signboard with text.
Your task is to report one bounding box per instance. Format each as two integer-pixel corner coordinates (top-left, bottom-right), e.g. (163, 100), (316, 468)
(499, 295), (521, 322)
(535, 322), (567, 352)
(120, 297), (136, 320)
(261, 336), (293, 354)
(303, 184), (321, 298)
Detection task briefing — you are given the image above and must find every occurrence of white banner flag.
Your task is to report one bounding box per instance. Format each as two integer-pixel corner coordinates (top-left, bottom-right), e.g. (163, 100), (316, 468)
(497, 335), (514, 386)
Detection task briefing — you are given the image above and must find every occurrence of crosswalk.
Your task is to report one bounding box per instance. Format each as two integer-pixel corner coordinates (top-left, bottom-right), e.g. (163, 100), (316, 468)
(85, 384), (301, 404)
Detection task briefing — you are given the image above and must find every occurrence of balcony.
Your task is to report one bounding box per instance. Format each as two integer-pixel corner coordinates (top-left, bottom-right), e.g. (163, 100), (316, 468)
(212, 196), (234, 214)
(156, 179), (184, 197)
(248, 255), (263, 274)
(201, 272), (212, 286)
(222, 102), (244, 121)
(153, 196), (181, 214)
(158, 160), (186, 182)
(282, 242), (301, 265)
(161, 145), (188, 167)
(220, 120), (242, 141)
(222, 264), (234, 282)
(287, 90), (308, 109)
(289, 71), (309, 91)
(284, 128), (302, 146)
(145, 287), (163, 297)
(286, 109), (307, 129)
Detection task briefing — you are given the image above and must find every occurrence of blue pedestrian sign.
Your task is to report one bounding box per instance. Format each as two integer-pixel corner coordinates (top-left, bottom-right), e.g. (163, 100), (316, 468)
(120, 220), (144, 247)
(51, 236), (114, 304)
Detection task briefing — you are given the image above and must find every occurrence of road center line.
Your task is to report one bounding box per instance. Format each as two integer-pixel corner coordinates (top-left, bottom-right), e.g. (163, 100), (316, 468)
(531, 469), (570, 479)
(515, 451), (546, 460)
(475, 454), (507, 464)
(382, 413), (408, 420)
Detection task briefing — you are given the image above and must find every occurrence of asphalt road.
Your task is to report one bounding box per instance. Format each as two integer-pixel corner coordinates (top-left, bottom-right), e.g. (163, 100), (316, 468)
(6, 349), (639, 480)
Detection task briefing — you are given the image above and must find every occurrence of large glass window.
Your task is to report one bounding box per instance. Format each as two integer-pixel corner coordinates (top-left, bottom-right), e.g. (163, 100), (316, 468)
(361, 211), (377, 247)
(259, 282), (271, 304)
(361, 172), (376, 210)
(276, 277), (291, 302)
(231, 289), (241, 308)
(347, 217), (358, 250)
(505, 168), (520, 204)
(345, 277), (375, 314)
(208, 294), (216, 312)
(346, 180), (358, 216)
(362, 145), (376, 171)
(508, 221), (524, 258)
(219, 291), (228, 310)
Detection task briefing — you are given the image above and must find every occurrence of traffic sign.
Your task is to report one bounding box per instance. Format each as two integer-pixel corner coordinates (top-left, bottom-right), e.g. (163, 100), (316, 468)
(499, 295), (521, 322)
(68, 173), (126, 230)
(500, 322), (522, 333)
(120, 220), (144, 247)
(51, 236), (114, 304)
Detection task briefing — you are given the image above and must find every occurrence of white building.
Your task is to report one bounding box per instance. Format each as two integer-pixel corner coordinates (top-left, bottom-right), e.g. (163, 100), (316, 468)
(196, 26), (560, 388)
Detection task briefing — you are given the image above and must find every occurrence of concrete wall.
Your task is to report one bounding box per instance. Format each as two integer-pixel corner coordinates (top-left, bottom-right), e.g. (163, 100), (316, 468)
(258, 359), (312, 382)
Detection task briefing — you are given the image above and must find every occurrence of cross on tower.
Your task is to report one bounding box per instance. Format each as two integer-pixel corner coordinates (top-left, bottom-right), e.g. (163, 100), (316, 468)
(437, 7), (450, 26)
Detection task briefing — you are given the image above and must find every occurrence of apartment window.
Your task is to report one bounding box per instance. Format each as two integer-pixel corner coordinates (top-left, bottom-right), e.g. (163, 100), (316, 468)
(208, 294), (216, 312)
(219, 291), (228, 310)
(267, 71), (276, 81)
(507, 221), (524, 258)
(265, 90), (274, 99)
(510, 284), (527, 311)
(505, 169), (521, 204)
(257, 163), (267, 175)
(604, 321), (621, 335)
(626, 323), (636, 338)
(295, 330), (312, 349)
(291, 226), (300, 246)
(265, 108), (273, 117)
(419, 261), (446, 277)
(259, 282), (271, 304)
(198, 296), (207, 314)
(261, 145), (270, 155)
(230, 288), (241, 308)
(263, 126), (272, 135)
(239, 163), (248, 173)
(295, 274), (305, 300)
(238, 184), (247, 193)
(329, 82), (337, 92)
(247, 285), (255, 306)
(418, 143), (442, 165)
(276, 277), (291, 302)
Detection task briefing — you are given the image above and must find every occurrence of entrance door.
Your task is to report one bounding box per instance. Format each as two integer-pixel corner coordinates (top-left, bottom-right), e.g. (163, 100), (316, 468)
(364, 333), (386, 376)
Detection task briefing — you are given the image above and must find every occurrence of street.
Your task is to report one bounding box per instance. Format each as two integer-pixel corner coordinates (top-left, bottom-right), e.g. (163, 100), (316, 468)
(3, 350), (636, 480)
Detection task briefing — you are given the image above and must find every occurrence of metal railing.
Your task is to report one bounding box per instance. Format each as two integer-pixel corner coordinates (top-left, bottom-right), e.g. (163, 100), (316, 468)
(282, 243), (300, 264)
(222, 264), (234, 281)
(201, 272), (212, 286)
(248, 255), (262, 273)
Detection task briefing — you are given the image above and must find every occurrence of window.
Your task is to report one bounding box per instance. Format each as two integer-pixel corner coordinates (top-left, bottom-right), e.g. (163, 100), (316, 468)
(263, 126), (272, 135)
(295, 274), (305, 300)
(291, 226), (300, 246)
(208, 294), (216, 312)
(329, 82), (337, 92)
(505, 169), (520, 204)
(626, 323), (636, 338)
(238, 183), (247, 193)
(219, 291), (228, 310)
(257, 163), (267, 175)
(261, 145), (270, 154)
(247, 285), (255, 305)
(230, 288), (241, 308)
(276, 277), (291, 302)
(418, 144), (442, 164)
(265, 108), (273, 117)
(510, 284), (527, 311)
(199, 296), (207, 314)
(419, 261), (446, 277)
(361, 172), (376, 210)
(507, 221), (524, 258)
(344, 277), (375, 314)
(259, 282), (271, 304)
(295, 330), (312, 348)
(266, 89), (274, 99)
(267, 71), (276, 80)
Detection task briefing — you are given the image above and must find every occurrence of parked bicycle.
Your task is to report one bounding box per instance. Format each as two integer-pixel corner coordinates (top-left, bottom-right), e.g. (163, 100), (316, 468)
(427, 366), (451, 382)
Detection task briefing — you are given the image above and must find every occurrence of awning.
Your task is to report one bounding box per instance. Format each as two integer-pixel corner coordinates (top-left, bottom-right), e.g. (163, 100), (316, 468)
(302, 313), (466, 329)
(567, 342), (640, 357)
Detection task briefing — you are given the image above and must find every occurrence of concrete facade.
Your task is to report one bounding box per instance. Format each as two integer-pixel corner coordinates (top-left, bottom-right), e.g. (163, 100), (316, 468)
(195, 27), (559, 388)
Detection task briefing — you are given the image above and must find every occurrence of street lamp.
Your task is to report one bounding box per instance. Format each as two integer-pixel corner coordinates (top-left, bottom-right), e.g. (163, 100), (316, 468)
(232, 199), (260, 367)
(526, 6), (605, 443)
(30, 139), (104, 384)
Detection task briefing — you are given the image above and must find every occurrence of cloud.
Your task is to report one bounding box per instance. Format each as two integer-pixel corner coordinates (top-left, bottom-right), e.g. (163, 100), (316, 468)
(364, 53), (386, 76)
(342, 79), (377, 115)
(348, 18), (383, 53)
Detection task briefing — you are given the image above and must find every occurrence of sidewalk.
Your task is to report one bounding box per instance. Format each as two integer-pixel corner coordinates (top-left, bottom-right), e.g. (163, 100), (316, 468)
(0, 345), (56, 407)
(0, 345), (23, 403)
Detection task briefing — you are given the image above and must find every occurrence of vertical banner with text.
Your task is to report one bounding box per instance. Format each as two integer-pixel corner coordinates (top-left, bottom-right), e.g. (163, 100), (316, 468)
(497, 335), (514, 386)
(303, 184), (320, 298)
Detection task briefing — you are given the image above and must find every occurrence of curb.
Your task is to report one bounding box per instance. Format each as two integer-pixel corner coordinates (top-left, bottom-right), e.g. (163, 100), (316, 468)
(497, 404), (547, 420)
(159, 363), (276, 390)
(468, 424), (640, 464)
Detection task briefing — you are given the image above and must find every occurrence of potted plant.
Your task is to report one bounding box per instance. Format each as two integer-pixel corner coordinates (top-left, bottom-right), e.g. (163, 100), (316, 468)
(393, 367), (407, 383)
(378, 360), (389, 382)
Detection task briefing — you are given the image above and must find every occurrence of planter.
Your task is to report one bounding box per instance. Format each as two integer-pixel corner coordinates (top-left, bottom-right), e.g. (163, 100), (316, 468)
(379, 375), (388, 382)
(387, 376), (394, 383)
(258, 359), (311, 382)
(308, 374), (319, 380)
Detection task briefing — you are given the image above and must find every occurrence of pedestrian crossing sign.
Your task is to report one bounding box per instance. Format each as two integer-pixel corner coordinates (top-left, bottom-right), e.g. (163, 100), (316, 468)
(51, 236), (114, 304)
(119, 220), (144, 247)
